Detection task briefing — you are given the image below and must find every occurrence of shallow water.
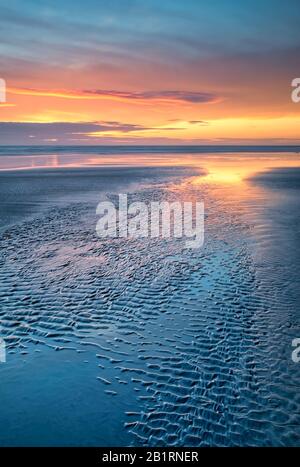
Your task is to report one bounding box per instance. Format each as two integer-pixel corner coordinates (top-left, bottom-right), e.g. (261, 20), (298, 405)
(0, 151), (300, 446)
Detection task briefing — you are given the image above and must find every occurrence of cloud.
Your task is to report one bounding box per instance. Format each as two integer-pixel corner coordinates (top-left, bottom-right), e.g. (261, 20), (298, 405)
(8, 87), (219, 104)
(0, 121), (171, 144)
(188, 120), (209, 125)
(84, 89), (219, 103)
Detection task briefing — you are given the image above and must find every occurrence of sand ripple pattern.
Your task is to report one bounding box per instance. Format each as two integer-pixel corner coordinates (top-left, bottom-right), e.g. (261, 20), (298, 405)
(0, 178), (299, 446)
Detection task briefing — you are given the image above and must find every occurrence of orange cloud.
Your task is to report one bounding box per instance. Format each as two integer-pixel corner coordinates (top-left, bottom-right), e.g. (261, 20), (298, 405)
(7, 87), (220, 105)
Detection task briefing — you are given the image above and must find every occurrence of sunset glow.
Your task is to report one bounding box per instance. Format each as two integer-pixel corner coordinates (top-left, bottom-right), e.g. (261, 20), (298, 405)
(1, 0), (300, 145)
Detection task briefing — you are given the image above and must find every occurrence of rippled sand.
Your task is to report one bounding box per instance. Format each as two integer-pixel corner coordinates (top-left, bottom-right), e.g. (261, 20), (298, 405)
(0, 158), (299, 446)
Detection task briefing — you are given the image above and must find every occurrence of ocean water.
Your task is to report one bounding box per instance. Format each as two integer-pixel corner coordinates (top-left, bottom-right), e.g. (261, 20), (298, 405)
(0, 145), (299, 171)
(0, 147), (299, 446)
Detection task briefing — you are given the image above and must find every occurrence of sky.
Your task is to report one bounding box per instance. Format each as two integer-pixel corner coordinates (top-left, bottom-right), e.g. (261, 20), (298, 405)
(0, 0), (300, 145)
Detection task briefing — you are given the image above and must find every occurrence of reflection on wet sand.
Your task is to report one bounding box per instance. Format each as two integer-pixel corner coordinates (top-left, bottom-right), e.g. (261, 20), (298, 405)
(0, 151), (299, 446)
(0, 151), (300, 178)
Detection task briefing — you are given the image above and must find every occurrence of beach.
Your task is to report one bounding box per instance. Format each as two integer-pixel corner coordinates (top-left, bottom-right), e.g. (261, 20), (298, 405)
(0, 148), (300, 446)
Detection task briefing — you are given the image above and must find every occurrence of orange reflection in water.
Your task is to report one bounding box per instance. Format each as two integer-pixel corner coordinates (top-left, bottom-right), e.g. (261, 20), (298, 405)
(190, 152), (300, 185)
(167, 152), (300, 213)
(0, 152), (299, 183)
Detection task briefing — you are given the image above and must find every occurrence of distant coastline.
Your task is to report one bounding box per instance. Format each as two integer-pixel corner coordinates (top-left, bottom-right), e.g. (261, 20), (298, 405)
(0, 144), (300, 156)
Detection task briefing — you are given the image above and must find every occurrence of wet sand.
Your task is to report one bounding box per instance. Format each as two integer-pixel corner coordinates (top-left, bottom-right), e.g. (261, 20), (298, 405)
(0, 166), (193, 230)
(0, 154), (299, 446)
